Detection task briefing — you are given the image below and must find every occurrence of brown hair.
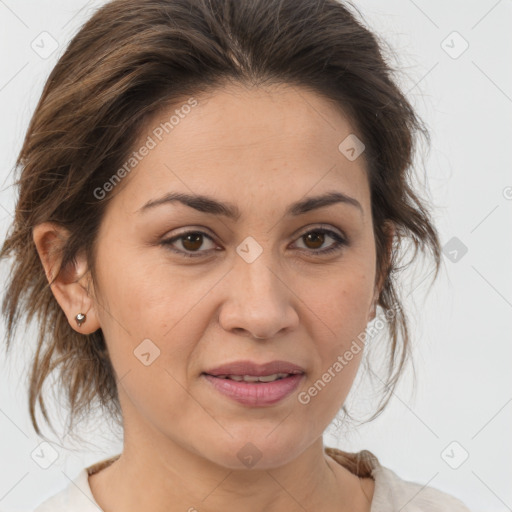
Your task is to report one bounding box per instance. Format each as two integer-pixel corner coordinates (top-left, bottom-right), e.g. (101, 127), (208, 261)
(1, 0), (441, 439)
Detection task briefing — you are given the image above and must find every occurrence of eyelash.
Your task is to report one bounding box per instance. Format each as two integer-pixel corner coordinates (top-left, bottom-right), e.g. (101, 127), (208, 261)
(160, 226), (348, 259)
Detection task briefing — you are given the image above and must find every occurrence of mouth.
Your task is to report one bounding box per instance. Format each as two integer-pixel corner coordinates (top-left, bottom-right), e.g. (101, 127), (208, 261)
(204, 373), (299, 383)
(202, 359), (306, 378)
(201, 360), (306, 406)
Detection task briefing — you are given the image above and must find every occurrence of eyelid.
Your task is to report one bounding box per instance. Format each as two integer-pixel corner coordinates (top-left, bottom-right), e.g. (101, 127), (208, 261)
(292, 223), (346, 241)
(162, 228), (218, 251)
(161, 225), (218, 246)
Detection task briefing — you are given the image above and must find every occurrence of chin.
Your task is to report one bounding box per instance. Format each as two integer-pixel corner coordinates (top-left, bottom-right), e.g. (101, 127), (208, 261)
(196, 432), (309, 471)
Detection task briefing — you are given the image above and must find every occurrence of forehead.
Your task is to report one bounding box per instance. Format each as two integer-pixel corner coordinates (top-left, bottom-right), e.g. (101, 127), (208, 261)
(110, 83), (369, 216)
(160, 83), (357, 156)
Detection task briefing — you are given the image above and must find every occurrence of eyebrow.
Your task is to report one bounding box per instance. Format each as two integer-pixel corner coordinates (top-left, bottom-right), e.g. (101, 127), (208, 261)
(136, 190), (363, 219)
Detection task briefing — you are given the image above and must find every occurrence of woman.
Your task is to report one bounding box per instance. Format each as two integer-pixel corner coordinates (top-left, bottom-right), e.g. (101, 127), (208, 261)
(0, 0), (473, 510)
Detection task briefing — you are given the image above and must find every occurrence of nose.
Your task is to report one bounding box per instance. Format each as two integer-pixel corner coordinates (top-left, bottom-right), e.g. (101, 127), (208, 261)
(218, 253), (299, 340)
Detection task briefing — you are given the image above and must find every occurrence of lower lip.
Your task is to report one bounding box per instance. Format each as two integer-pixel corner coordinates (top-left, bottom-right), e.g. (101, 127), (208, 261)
(202, 373), (304, 406)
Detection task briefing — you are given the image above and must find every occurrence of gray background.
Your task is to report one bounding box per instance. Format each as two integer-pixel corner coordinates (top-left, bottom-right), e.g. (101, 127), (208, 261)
(0, 1), (511, 511)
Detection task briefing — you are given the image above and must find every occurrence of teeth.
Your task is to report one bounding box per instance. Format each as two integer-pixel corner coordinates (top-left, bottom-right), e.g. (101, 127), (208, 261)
(217, 373), (291, 382)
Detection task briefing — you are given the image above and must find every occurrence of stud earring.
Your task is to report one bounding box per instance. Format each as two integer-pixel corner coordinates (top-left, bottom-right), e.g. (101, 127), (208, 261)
(75, 312), (86, 327)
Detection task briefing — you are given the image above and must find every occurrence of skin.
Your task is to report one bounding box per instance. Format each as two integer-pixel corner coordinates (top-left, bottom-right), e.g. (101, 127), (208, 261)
(33, 83), (394, 512)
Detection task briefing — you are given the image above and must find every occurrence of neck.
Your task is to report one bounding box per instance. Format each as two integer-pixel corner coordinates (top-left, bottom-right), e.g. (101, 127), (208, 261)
(89, 426), (372, 512)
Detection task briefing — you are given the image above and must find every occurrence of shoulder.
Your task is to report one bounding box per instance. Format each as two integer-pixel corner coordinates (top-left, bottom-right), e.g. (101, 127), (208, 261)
(373, 464), (473, 511)
(31, 453), (120, 512)
(32, 489), (68, 512)
(324, 446), (473, 512)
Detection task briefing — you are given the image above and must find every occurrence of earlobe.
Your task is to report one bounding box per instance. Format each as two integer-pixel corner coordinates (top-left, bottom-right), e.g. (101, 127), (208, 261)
(32, 222), (101, 334)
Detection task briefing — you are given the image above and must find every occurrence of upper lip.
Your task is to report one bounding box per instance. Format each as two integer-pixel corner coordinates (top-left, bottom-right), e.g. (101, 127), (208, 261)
(203, 360), (306, 377)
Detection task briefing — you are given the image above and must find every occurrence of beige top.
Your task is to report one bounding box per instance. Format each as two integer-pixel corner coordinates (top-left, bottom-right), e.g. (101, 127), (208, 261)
(32, 446), (473, 511)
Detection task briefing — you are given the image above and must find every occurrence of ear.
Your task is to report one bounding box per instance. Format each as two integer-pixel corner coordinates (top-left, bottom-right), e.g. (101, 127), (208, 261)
(32, 222), (101, 334)
(368, 220), (395, 322)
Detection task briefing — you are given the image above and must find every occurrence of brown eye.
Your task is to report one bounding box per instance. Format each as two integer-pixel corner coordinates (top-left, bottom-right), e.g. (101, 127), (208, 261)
(181, 232), (204, 251)
(293, 228), (347, 256)
(161, 230), (217, 258)
(302, 231), (325, 250)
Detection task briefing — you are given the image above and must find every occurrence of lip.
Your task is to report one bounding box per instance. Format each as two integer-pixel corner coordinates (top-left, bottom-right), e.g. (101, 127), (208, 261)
(202, 373), (305, 406)
(202, 360), (306, 377)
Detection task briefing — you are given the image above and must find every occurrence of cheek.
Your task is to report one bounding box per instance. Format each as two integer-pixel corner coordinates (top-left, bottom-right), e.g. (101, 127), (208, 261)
(296, 264), (374, 338)
(294, 267), (373, 406)
(93, 246), (219, 394)
(94, 238), (197, 334)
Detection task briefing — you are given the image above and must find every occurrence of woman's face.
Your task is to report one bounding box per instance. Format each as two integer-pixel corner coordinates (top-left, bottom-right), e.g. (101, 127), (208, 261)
(90, 83), (383, 469)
